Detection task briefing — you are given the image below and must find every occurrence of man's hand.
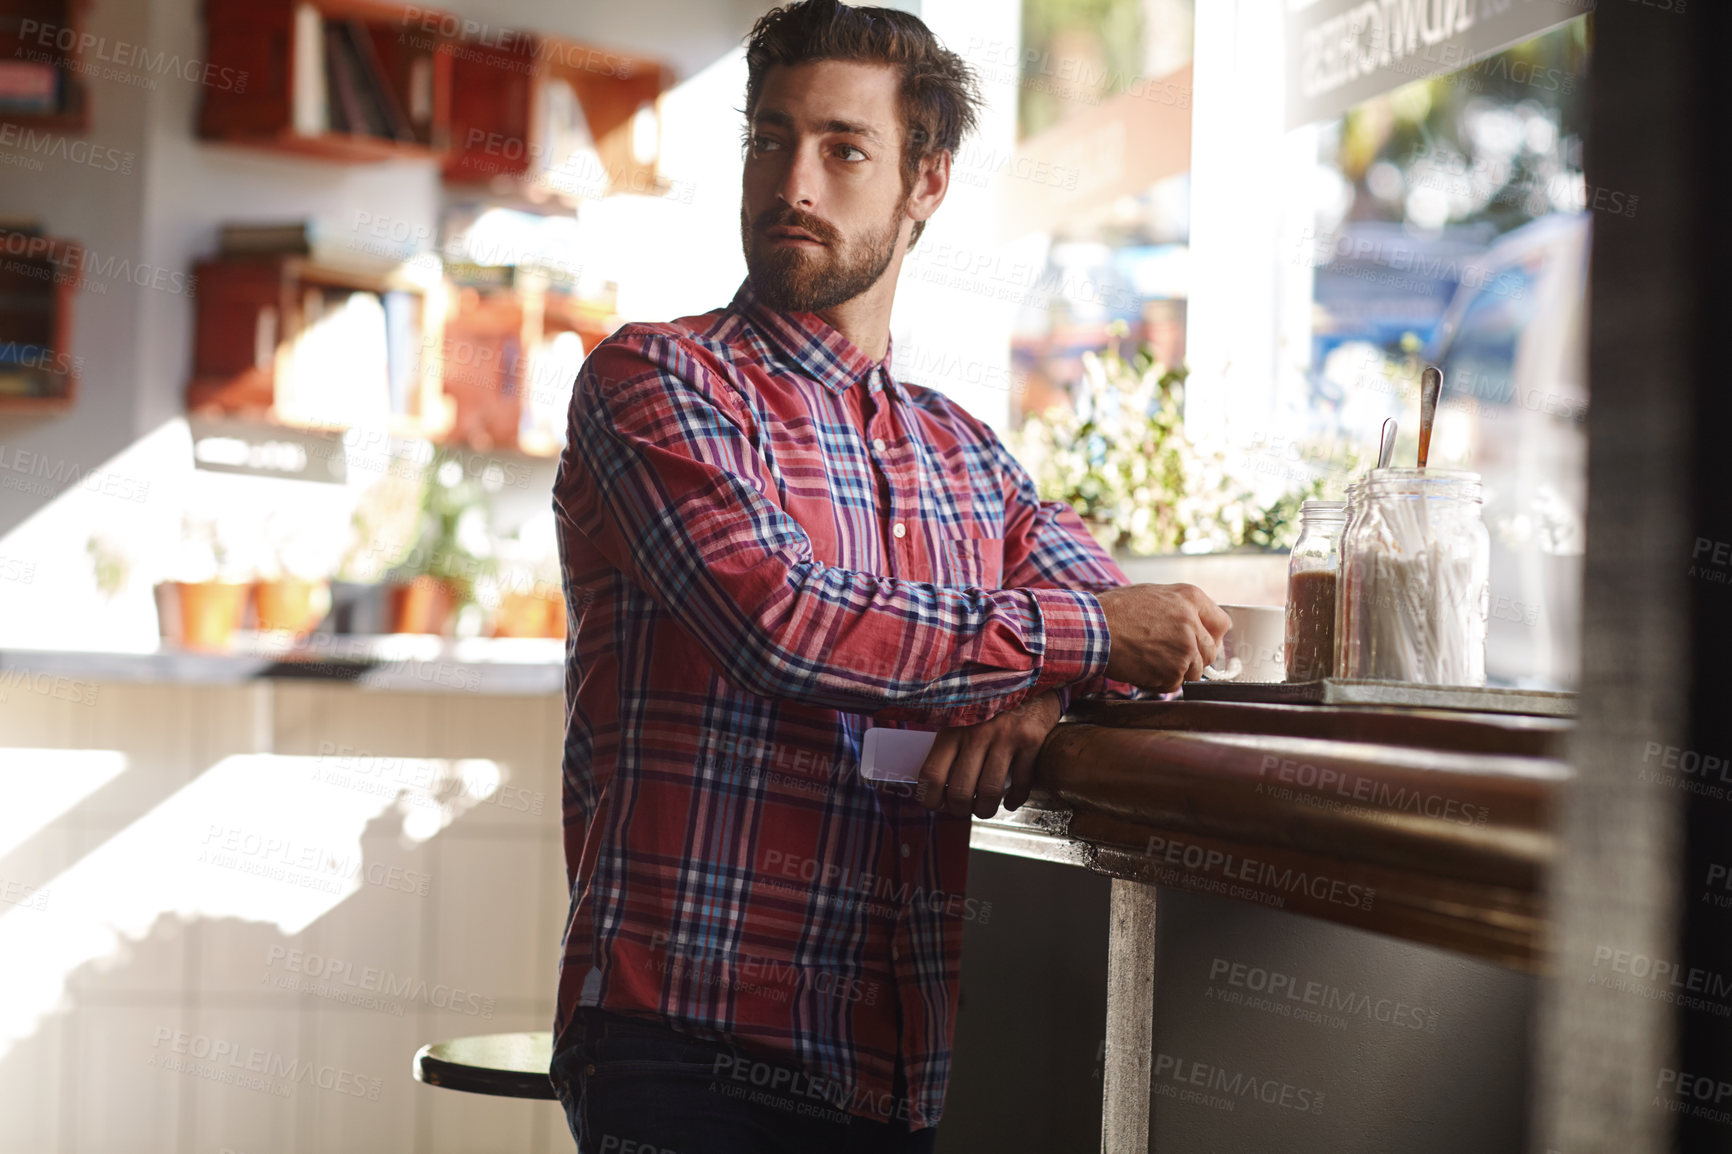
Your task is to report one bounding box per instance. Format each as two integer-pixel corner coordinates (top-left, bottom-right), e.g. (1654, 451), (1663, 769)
(1096, 584), (1233, 694)
(914, 690), (1064, 820)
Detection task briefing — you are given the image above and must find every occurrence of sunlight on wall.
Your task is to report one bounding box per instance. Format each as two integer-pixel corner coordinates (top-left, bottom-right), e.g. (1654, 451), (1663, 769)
(0, 419), (194, 652)
(0, 750), (127, 859)
(0, 751), (507, 1062)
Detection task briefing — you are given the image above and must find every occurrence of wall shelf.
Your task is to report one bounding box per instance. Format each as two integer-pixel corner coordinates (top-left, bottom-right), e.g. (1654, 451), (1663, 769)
(441, 29), (669, 206)
(0, 0), (93, 133)
(0, 229), (81, 413)
(187, 249), (615, 457)
(198, 0), (453, 165)
(197, 0), (670, 189)
(186, 253), (454, 441)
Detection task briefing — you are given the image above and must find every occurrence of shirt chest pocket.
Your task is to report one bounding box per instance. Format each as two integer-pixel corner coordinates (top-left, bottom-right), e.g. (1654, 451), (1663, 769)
(940, 536), (1004, 589)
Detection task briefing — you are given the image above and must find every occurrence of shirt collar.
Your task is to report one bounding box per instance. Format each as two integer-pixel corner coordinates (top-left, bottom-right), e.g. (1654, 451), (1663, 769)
(728, 277), (905, 400)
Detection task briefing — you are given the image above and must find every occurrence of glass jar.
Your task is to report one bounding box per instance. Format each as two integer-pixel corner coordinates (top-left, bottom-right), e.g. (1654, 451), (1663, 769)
(1284, 500), (1347, 682)
(1337, 468), (1490, 685)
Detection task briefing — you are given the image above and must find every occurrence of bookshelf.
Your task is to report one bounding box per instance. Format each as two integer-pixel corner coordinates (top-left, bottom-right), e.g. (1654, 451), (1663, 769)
(199, 0), (452, 164)
(434, 270), (614, 457)
(197, 0), (670, 190)
(441, 31), (670, 207)
(0, 229), (81, 414)
(0, 0), (92, 132)
(182, 231), (622, 455)
(185, 250), (454, 441)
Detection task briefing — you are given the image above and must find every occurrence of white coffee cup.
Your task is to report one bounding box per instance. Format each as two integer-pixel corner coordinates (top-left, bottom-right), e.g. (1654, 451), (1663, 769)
(1200, 603), (1286, 683)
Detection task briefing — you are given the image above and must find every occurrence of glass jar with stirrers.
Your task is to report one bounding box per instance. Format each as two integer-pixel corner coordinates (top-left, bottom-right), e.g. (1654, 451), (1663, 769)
(1336, 469), (1490, 685)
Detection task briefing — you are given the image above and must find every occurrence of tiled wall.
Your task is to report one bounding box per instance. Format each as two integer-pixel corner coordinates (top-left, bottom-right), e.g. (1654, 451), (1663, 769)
(0, 680), (571, 1154)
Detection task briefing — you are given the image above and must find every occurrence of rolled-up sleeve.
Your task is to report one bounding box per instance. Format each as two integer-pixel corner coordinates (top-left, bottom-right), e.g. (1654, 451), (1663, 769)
(554, 333), (1113, 729)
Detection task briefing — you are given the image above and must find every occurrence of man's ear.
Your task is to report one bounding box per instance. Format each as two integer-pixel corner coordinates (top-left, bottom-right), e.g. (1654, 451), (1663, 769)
(906, 149), (950, 225)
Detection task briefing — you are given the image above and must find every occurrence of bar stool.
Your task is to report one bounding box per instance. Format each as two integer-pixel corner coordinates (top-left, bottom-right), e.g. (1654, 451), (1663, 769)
(412, 1031), (558, 1100)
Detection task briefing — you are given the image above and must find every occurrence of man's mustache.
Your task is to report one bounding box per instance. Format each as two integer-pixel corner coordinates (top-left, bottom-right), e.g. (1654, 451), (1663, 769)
(751, 207), (840, 245)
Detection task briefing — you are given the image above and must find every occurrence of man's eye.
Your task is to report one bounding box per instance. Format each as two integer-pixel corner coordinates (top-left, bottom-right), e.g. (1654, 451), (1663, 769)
(751, 135), (782, 153)
(835, 144), (867, 161)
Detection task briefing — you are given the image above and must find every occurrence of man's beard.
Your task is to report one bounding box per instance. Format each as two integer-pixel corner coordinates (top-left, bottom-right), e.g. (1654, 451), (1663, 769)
(741, 198), (904, 313)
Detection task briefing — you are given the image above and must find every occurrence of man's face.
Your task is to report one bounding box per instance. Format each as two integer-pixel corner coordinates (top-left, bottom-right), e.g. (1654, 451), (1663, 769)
(740, 59), (912, 313)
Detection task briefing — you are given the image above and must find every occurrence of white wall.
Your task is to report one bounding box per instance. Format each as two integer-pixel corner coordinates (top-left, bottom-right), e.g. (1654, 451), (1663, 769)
(0, 0), (179, 649)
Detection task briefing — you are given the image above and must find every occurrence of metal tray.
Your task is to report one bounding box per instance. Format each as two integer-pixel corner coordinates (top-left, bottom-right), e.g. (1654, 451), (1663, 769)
(1180, 676), (1577, 717)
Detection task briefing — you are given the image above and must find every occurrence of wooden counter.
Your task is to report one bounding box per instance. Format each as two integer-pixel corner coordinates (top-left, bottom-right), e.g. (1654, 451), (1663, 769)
(967, 697), (1573, 1154)
(972, 699), (1573, 974)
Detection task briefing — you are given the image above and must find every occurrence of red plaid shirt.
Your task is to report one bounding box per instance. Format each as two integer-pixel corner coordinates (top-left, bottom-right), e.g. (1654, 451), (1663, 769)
(551, 277), (1135, 1129)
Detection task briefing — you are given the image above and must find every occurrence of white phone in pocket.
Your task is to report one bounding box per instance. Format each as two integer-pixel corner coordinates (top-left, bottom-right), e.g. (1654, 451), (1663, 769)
(860, 728), (938, 783)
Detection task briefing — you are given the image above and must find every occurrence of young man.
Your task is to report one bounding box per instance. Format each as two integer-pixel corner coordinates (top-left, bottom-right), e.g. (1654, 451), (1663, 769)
(548, 2), (1229, 1150)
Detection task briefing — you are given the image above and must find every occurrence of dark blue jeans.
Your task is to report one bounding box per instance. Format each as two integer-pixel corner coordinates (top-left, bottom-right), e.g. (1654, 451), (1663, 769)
(549, 1008), (938, 1154)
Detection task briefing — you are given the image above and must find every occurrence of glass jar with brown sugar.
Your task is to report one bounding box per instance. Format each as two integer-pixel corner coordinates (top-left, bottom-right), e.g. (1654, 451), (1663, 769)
(1284, 499), (1348, 682)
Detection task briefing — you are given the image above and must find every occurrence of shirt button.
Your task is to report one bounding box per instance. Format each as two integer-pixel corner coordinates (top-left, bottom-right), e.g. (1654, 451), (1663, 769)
(873, 437), (887, 452)
(899, 843), (910, 859)
(893, 522), (906, 539)
(891, 945), (900, 962)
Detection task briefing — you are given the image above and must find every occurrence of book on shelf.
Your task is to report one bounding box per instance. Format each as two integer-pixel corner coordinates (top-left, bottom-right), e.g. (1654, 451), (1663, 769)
(291, 4), (327, 137)
(322, 21), (367, 135)
(443, 262), (517, 290)
(382, 290), (421, 416)
(0, 343), (69, 398)
(293, 5), (419, 142)
(0, 371), (46, 397)
(217, 220), (428, 273)
(0, 62), (59, 116)
(220, 222), (321, 256)
(342, 20), (415, 142)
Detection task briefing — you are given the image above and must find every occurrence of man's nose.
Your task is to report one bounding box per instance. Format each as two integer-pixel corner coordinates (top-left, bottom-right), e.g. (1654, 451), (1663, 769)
(774, 141), (822, 210)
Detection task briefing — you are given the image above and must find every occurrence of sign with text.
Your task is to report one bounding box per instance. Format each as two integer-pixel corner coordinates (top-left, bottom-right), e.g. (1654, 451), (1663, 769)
(1286, 0), (1589, 129)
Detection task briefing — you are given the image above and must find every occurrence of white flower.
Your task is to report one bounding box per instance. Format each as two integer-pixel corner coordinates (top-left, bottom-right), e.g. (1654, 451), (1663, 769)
(455, 507), (493, 558)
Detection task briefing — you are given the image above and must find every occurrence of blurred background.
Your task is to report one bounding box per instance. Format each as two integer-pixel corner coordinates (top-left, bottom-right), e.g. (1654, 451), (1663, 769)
(0, 0), (1590, 687)
(0, 0), (1595, 1150)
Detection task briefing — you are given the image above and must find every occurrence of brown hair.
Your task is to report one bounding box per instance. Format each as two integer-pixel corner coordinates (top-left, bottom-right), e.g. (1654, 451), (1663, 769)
(742, 0), (982, 247)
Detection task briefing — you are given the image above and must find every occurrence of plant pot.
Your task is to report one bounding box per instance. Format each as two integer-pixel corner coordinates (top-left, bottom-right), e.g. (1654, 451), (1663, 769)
(255, 578), (331, 636)
(492, 589), (565, 639)
(172, 581), (251, 652)
(387, 576), (459, 635)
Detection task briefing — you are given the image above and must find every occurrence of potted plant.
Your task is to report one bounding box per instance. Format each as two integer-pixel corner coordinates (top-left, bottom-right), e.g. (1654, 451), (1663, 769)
(87, 535), (133, 601)
(383, 449), (496, 636)
(330, 463), (426, 636)
(484, 511), (565, 639)
(158, 516), (257, 652)
(1006, 330), (1355, 603)
(254, 512), (340, 640)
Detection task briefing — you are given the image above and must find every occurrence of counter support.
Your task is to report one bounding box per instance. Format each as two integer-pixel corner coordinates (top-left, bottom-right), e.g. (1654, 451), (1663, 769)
(1101, 879), (1158, 1154)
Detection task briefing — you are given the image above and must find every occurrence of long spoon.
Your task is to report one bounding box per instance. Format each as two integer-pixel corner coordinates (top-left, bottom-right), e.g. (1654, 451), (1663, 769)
(1418, 365), (1442, 469)
(1377, 417), (1398, 470)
